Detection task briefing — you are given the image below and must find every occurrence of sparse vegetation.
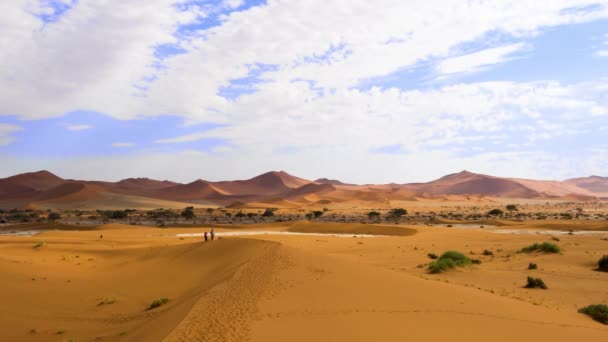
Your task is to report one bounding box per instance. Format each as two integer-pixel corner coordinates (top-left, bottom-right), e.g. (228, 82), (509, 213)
(487, 209), (504, 216)
(506, 204), (518, 212)
(33, 241), (45, 249)
(261, 208), (276, 217)
(147, 297), (169, 310)
(367, 211), (381, 219)
(97, 298), (116, 306)
(427, 253), (438, 259)
(578, 304), (608, 324)
(428, 250), (471, 273)
(48, 212), (61, 222)
(519, 242), (560, 254)
(181, 207), (196, 220)
(482, 249), (493, 256)
(528, 262), (538, 270)
(524, 276), (548, 289)
(598, 255), (608, 272)
(387, 208), (407, 219)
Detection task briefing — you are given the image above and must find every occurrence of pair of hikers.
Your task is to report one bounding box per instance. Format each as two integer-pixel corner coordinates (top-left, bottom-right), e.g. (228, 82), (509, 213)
(204, 228), (215, 242)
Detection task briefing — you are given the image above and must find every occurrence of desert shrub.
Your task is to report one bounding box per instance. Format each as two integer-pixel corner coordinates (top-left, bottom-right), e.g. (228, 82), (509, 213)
(597, 255), (608, 272)
(181, 208), (196, 219)
(147, 297), (169, 310)
(33, 241), (45, 249)
(47, 212), (61, 222)
(305, 212), (313, 220)
(482, 249), (493, 256)
(427, 253), (438, 260)
(367, 211), (381, 219)
(506, 204), (518, 212)
(312, 211), (324, 218)
(387, 208), (407, 219)
(528, 263), (538, 270)
(246, 213), (257, 218)
(261, 208), (276, 217)
(519, 242), (560, 254)
(525, 276), (548, 289)
(487, 209), (504, 216)
(428, 251), (471, 273)
(97, 298), (116, 306)
(471, 259), (482, 264)
(205, 208), (215, 214)
(234, 211), (246, 218)
(578, 304), (608, 324)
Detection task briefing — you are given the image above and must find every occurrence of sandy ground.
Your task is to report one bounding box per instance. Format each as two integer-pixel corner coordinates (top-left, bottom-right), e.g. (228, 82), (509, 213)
(0, 222), (607, 341)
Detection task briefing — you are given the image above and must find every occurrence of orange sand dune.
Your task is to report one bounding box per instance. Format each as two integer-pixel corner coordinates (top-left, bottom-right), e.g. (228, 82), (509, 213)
(1, 221), (607, 340)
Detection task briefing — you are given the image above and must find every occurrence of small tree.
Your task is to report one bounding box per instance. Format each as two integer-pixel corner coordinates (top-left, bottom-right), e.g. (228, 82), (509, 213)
(235, 211), (246, 218)
(312, 210), (324, 218)
(487, 209), (504, 216)
(48, 212), (61, 222)
(262, 208), (276, 217)
(506, 204), (518, 212)
(205, 208), (215, 215)
(387, 208), (407, 219)
(367, 211), (381, 220)
(181, 207), (195, 220)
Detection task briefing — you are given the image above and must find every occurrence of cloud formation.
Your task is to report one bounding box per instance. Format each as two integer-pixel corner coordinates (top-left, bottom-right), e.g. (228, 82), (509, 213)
(0, 1), (607, 182)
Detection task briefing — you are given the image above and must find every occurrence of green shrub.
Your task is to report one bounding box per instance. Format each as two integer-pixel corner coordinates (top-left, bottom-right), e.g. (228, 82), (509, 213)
(519, 242), (560, 254)
(147, 297), (169, 310)
(528, 263), (538, 270)
(427, 253), (438, 260)
(428, 251), (471, 273)
(487, 209), (504, 216)
(598, 255), (608, 272)
(482, 249), (493, 256)
(578, 304), (608, 324)
(525, 276), (547, 289)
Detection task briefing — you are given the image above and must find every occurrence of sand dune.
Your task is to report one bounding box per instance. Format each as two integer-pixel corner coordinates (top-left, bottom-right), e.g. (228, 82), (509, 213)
(0, 170), (604, 210)
(1, 222), (607, 340)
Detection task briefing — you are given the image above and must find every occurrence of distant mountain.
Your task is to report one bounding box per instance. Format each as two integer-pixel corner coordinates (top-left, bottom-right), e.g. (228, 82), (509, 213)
(314, 178), (355, 186)
(565, 176), (608, 197)
(0, 169), (602, 210)
(211, 171), (311, 196)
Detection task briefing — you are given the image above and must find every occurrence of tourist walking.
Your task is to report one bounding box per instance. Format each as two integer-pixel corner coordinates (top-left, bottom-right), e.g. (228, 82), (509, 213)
(204, 231), (208, 242)
(211, 228), (215, 241)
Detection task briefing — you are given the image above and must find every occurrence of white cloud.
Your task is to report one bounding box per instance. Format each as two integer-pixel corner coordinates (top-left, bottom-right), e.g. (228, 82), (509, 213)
(436, 43), (527, 75)
(1, 1), (607, 121)
(66, 124), (93, 131)
(1, 1), (608, 181)
(111, 142), (135, 147)
(0, 123), (22, 146)
(155, 131), (210, 143)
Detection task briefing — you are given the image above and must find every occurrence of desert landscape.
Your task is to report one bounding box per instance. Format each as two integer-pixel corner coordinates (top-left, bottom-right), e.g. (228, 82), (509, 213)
(3, 1), (608, 341)
(1, 170), (607, 341)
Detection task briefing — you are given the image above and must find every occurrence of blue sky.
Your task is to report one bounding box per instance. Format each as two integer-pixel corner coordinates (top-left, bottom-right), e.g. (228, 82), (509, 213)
(1, 1), (608, 183)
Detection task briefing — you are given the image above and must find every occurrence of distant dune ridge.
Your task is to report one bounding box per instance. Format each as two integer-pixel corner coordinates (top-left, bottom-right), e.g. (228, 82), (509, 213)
(0, 169), (604, 209)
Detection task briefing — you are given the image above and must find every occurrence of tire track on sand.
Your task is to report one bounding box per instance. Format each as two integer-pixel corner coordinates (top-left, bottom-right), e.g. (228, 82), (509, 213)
(165, 239), (287, 342)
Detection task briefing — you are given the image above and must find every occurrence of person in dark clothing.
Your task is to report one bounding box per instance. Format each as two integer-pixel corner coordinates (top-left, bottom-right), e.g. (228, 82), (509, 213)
(204, 231), (208, 242)
(210, 228), (215, 241)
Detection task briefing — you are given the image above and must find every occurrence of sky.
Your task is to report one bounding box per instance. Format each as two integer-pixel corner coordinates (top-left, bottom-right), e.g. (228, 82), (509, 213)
(1, 0), (608, 184)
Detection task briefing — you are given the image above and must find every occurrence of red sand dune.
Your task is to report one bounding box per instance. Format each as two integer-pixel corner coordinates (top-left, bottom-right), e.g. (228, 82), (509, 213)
(565, 175), (608, 197)
(0, 169), (604, 209)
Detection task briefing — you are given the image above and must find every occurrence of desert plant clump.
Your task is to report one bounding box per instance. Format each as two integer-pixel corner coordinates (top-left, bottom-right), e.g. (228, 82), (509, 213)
(428, 251), (472, 274)
(97, 298), (116, 306)
(519, 242), (560, 254)
(427, 253), (438, 260)
(598, 255), (608, 272)
(482, 249), (493, 256)
(578, 304), (608, 324)
(147, 297), (169, 310)
(528, 263), (538, 270)
(33, 241), (45, 249)
(524, 276), (548, 289)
